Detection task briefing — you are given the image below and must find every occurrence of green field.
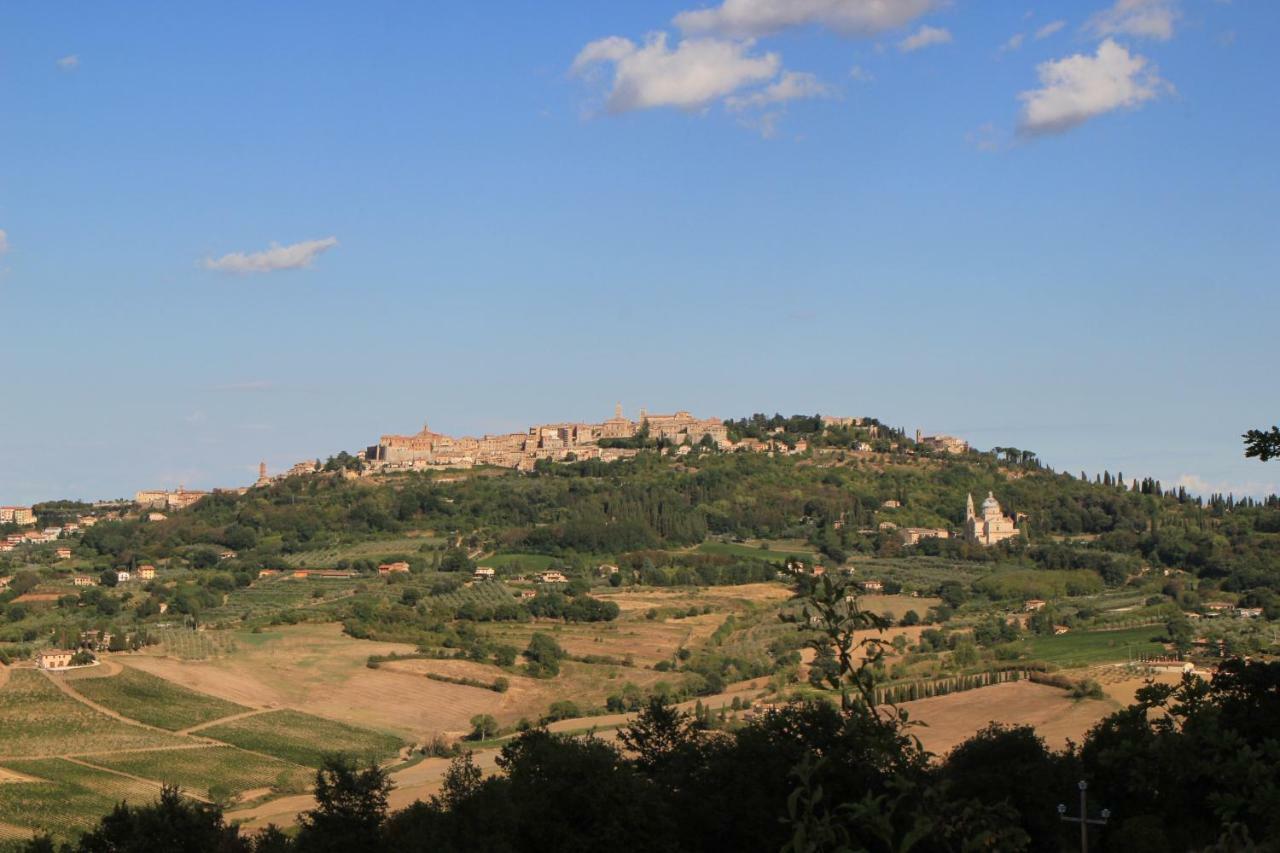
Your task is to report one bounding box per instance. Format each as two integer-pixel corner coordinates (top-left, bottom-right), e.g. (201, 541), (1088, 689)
(68, 666), (248, 731)
(200, 709), (403, 768)
(82, 745), (311, 801)
(1016, 626), (1168, 667)
(0, 757), (164, 841)
(0, 670), (185, 759)
(479, 552), (561, 571)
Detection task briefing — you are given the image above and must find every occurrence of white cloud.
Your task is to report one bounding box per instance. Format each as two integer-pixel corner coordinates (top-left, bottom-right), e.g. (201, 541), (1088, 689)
(56, 54), (79, 71)
(1035, 20), (1066, 40)
(674, 0), (939, 38)
(899, 25), (952, 52)
(1001, 33), (1026, 52)
(848, 64), (874, 82)
(1018, 39), (1168, 136)
(0, 230), (8, 254)
(204, 237), (338, 274)
(726, 70), (830, 110)
(1087, 0), (1179, 41)
(571, 33), (780, 113)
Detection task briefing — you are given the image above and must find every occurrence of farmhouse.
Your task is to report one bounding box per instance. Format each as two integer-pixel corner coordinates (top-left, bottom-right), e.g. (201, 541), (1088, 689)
(55, 546), (73, 560)
(258, 569), (281, 579)
(597, 564), (620, 576)
(37, 649), (75, 670)
(899, 527), (950, 546)
(473, 567), (496, 581)
(378, 561), (411, 576)
(1237, 607), (1263, 619)
(1024, 599), (1047, 612)
(115, 570), (131, 583)
(516, 589), (537, 600)
(137, 565), (156, 580)
(72, 575), (96, 587)
(882, 500), (901, 509)
(536, 570), (568, 584)
(859, 580), (884, 593)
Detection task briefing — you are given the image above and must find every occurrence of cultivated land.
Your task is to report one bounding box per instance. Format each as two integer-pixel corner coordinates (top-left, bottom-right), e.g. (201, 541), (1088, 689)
(0, 758), (164, 842)
(198, 709), (403, 768)
(66, 665), (249, 731)
(80, 745), (312, 801)
(0, 670), (185, 759)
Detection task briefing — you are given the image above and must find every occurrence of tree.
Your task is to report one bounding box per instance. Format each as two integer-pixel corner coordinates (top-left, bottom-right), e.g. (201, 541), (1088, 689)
(1243, 425), (1280, 461)
(74, 785), (248, 853)
(468, 714), (499, 740)
(522, 632), (564, 678)
(294, 757), (391, 853)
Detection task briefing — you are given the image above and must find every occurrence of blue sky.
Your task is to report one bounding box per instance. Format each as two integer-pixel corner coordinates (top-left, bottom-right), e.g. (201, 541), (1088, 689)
(1, 0), (1277, 504)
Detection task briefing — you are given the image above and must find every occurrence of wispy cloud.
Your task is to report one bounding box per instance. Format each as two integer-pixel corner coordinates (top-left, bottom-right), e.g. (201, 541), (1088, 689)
(673, 0), (939, 39)
(0, 230), (8, 255)
(726, 70), (831, 110)
(966, 122), (1002, 152)
(899, 25), (952, 52)
(1087, 0), (1179, 41)
(1001, 33), (1026, 52)
(1018, 39), (1168, 136)
(204, 237), (338, 274)
(1035, 20), (1066, 40)
(56, 54), (79, 71)
(848, 64), (874, 82)
(1174, 473), (1279, 499)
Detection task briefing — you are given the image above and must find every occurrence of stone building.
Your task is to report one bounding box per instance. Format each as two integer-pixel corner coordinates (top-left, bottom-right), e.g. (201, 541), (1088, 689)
(964, 492), (1021, 547)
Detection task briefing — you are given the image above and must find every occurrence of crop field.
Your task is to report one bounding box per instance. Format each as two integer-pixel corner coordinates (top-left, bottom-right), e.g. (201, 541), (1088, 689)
(67, 666), (249, 731)
(1015, 625), (1167, 667)
(82, 745), (311, 801)
(0, 670), (184, 759)
(0, 757), (164, 841)
(204, 577), (364, 622)
(279, 536), (443, 567)
(199, 709), (404, 768)
(157, 628), (239, 660)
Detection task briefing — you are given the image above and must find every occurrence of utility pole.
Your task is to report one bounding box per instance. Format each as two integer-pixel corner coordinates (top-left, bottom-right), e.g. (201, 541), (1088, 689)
(1058, 780), (1110, 853)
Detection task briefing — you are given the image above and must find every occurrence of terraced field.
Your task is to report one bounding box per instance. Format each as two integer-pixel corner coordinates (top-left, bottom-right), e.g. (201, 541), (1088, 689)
(83, 745), (311, 801)
(199, 709), (404, 768)
(68, 666), (249, 731)
(0, 670), (185, 759)
(0, 757), (164, 841)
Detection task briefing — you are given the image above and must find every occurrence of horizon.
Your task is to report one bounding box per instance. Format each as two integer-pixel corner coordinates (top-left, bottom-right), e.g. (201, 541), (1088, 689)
(2, 0), (1277, 504)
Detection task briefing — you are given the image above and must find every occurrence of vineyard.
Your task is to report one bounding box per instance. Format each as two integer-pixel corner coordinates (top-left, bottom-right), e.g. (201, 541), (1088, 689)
(81, 745), (311, 801)
(425, 581), (517, 611)
(0, 670), (184, 759)
(198, 709), (404, 768)
(0, 757), (163, 841)
(68, 666), (249, 731)
(156, 628), (238, 661)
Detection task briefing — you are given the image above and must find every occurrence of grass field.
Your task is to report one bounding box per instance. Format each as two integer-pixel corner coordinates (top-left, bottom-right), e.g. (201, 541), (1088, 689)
(1016, 626), (1168, 667)
(0, 670), (185, 759)
(200, 709), (404, 768)
(68, 666), (249, 731)
(0, 757), (164, 841)
(697, 539), (818, 562)
(83, 746), (311, 801)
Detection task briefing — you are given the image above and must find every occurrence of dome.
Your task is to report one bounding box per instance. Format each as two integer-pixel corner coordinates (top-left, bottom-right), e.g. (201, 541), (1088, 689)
(981, 492), (1001, 512)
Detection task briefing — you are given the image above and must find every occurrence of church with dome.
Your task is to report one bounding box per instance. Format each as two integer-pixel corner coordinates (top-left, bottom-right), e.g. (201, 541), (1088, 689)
(964, 491), (1021, 547)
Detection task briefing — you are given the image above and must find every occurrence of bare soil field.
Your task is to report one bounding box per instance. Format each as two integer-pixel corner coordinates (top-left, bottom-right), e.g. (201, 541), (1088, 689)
(481, 617), (711, 668)
(899, 680), (1116, 757)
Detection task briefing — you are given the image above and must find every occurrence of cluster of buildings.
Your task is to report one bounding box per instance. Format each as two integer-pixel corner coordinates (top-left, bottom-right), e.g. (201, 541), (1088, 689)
(915, 430), (970, 455)
(366, 405), (733, 472)
(134, 486), (212, 511)
(964, 492), (1022, 547)
(1, 520), (88, 553)
(0, 506), (36, 526)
